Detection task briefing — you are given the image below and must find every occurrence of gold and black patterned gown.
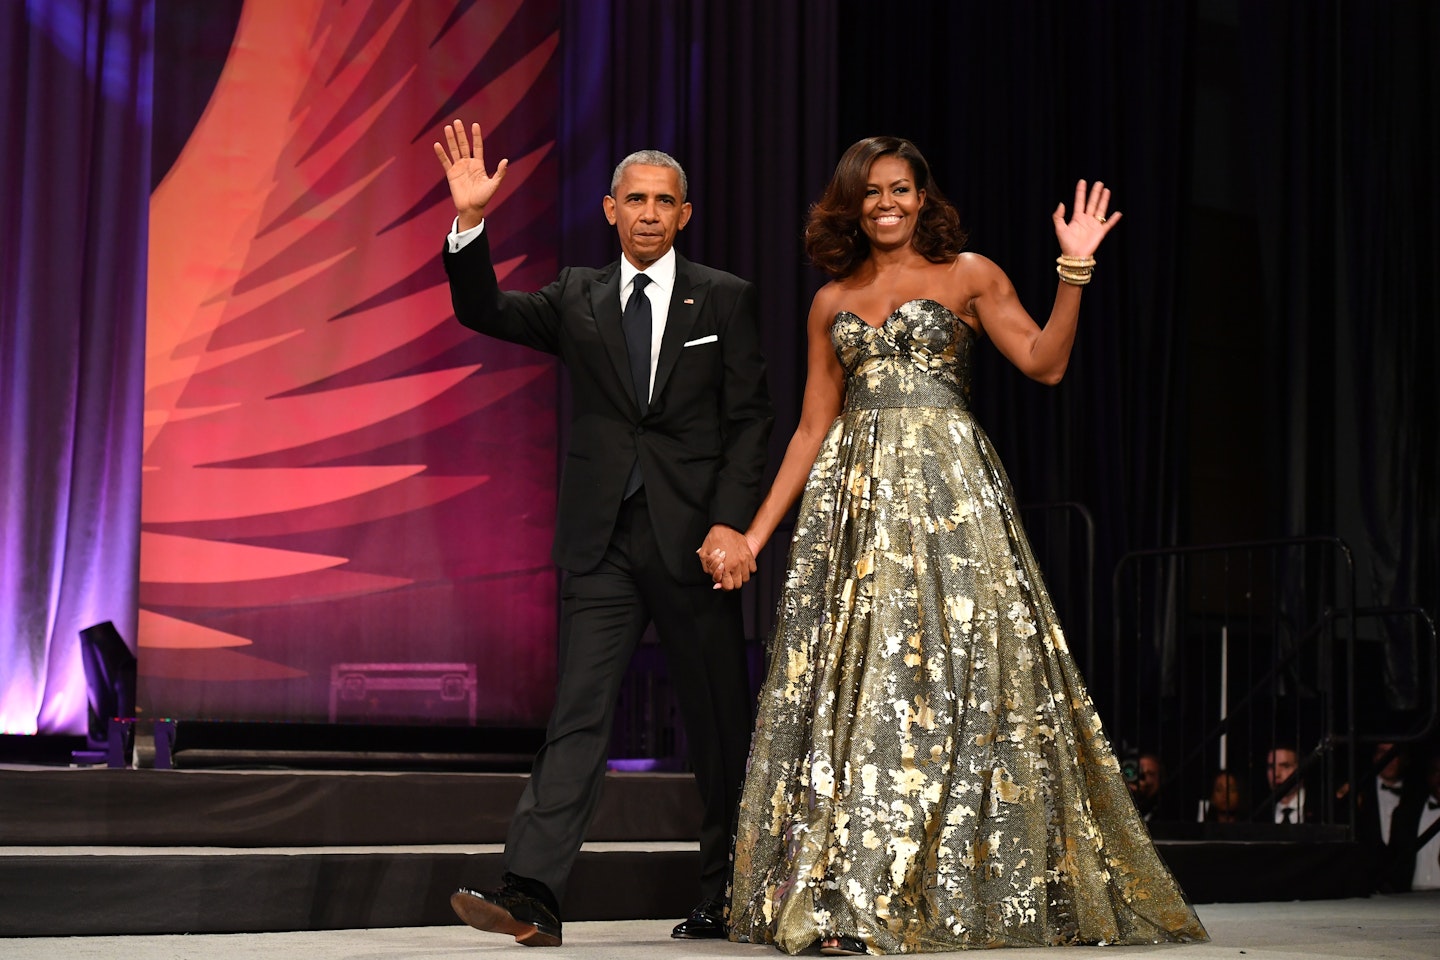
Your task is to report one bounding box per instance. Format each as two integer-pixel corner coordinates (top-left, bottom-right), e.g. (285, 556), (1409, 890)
(729, 300), (1207, 954)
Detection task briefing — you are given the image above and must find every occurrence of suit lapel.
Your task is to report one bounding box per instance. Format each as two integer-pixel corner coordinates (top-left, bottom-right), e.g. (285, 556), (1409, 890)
(589, 267), (638, 413)
(652, 254), (708, 402)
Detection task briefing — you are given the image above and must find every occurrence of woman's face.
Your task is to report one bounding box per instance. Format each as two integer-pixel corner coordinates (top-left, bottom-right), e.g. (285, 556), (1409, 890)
(1211, 773), (1241, 811)
(859, 154), (925, 250)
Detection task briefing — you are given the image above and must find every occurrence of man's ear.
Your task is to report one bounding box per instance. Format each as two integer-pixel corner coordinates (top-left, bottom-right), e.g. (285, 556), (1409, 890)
(603, 194), (618, 225)
(677, 202), (693, 231)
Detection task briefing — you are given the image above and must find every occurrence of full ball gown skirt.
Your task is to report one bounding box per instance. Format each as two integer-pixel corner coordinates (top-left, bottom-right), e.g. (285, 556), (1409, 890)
(729, 300), (1207, 954)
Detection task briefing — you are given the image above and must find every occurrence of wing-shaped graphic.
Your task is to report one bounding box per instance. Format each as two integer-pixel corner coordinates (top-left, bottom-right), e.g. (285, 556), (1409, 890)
(143, 0), (561, 722)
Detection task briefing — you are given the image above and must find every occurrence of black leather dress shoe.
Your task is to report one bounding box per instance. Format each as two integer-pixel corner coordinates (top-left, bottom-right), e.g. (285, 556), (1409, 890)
(671, 897), (726, 939)
(450, 877), (562, 947)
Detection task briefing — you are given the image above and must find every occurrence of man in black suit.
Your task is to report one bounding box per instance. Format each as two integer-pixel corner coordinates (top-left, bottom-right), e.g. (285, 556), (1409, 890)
(1353, 742), (1426, 891)
(433, 120), (773, 946)
(1385, 747), (1440, 892)
(1266, 744), (1316, 824)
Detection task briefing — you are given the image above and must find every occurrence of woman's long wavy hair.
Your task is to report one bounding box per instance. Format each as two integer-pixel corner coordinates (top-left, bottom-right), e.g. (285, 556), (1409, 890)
(805, 136), (967, 280)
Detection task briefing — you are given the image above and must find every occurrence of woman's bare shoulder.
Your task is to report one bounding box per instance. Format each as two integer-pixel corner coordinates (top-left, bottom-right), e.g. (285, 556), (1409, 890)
(937, 254), (1005, 327)
(952, 250), (1002, 276)
(951, 251), (1015, 294)
(810, 279), (850, 315)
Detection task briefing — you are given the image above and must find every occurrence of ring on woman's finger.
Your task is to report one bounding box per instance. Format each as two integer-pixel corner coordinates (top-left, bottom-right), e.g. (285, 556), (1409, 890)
(1096, 216), (1107, 223)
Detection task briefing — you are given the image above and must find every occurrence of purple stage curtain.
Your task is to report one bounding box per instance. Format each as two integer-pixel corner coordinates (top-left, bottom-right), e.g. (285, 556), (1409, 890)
(0, 0), (150, 734)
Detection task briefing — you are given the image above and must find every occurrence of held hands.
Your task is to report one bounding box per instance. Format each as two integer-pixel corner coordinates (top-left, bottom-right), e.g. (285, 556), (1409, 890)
(696, 526), (759, 591)
(1052, 180), (1120, 260)
(433, 120), (508, 231)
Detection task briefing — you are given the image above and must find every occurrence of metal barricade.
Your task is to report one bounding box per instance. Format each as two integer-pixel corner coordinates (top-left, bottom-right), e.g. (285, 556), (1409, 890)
(1110, 536), (1361, 835)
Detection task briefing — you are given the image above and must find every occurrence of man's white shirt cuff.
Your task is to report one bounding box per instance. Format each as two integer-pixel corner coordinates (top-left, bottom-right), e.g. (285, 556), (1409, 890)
(448, 217), (485, 253)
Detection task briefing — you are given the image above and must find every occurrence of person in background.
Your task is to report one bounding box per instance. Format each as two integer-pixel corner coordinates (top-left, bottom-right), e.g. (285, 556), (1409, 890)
(1202, 769), (1248, 824)
(1126, 751), (1166, 821)
(1404, 750), (1440, 891)
(1266, 745), (1312, 825)
(1349, 742), (1427, 891)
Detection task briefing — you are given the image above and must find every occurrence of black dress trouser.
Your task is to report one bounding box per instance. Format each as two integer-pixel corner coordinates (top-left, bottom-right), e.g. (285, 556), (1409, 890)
(504, 489), (753, 906)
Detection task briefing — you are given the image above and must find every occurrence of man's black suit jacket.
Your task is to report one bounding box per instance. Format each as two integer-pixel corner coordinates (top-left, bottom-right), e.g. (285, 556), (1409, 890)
(444, 230), (773, 584)
(1359, 776), (1432, 892)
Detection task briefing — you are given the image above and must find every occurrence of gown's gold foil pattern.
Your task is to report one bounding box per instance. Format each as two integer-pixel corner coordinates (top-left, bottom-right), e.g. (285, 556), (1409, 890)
(730, 300), (1207, 953)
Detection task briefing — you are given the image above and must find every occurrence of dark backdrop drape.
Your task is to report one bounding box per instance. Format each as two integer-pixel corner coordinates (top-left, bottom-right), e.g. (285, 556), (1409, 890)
(828, 1), (1194, 705)
(1236, 0), (1439, 714)
(557, 0), (840, 637)
(4, 0), (1434, 736)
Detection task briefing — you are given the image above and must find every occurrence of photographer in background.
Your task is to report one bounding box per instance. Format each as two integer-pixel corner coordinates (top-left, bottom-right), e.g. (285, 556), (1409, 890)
(1123, 751), (1168, 822)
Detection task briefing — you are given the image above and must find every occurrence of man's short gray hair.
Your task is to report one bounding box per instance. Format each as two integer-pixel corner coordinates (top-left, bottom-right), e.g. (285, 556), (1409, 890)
(610, 150), (688, 201)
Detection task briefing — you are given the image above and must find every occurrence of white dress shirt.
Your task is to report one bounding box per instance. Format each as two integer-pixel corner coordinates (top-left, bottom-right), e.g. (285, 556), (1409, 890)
(1376, 776), (1404, 844)
(447, 218), (675, 399)
(1413, 798), (1440, 890)
(1274, 787), (1306, 824)
(616, 249), (675, 401)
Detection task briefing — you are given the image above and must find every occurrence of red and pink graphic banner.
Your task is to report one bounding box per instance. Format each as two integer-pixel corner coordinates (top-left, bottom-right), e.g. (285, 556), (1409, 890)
(141, 0), (560, 726)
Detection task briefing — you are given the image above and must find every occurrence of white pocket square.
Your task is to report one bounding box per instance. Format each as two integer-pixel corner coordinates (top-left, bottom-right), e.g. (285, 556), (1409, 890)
(683, 334), (718, 347)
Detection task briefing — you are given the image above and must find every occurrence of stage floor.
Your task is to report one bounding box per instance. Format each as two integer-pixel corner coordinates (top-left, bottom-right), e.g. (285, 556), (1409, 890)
(3, 893), (1437, 960)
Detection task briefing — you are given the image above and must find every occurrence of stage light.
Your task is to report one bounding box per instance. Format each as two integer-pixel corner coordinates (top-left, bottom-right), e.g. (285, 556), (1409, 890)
(77, 621), (137, 758)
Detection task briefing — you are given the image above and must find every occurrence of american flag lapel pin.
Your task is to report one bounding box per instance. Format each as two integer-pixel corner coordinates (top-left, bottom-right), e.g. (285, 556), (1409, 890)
(683, 298), (694, 304)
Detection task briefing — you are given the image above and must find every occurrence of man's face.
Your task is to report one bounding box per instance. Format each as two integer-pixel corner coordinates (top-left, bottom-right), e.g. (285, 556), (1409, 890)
(1267, 749), (1298, 791)
(1136, 755), (1161, 800)
(1374, 742), (1404, 783)
(603, 163), (691, 269)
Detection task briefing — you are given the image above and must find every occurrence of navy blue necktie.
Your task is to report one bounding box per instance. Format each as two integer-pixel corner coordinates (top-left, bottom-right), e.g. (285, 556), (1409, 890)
(623, 274), (652, 414)
(622, 274), (651, 497)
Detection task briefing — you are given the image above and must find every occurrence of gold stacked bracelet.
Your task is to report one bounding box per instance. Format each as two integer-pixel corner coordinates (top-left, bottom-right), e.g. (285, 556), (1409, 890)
(1056, 255), (1096, 286)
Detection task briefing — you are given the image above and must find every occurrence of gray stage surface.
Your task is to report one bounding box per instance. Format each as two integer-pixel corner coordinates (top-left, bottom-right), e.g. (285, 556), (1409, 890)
(3, 893), (1436, 960)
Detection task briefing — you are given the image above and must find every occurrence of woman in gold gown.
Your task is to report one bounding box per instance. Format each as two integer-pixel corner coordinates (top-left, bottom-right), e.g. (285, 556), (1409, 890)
(707, 137), (1208, 954)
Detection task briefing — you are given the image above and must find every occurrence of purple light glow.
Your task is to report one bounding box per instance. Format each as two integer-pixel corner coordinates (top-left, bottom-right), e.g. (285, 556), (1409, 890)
(1, 0), (151, 734)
